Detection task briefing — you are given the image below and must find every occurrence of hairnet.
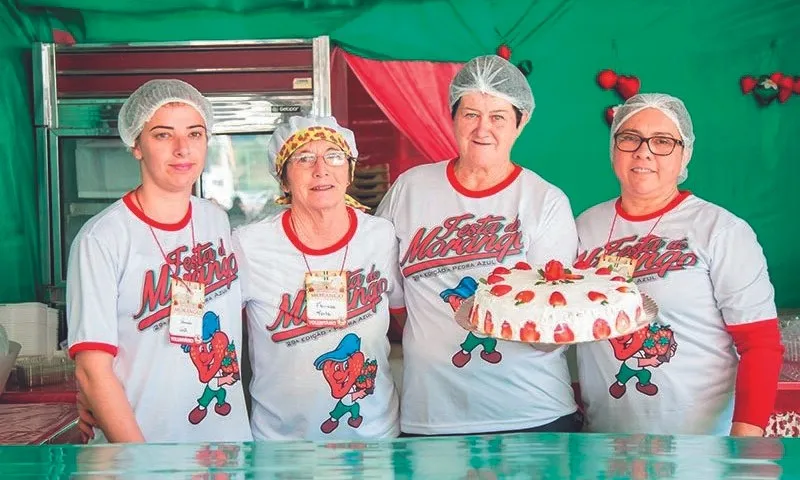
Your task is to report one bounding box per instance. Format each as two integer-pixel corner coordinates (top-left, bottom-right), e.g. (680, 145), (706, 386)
(449, 55), (534, 114)
(118, 79), (214, 148)
(610, 93), (695, 183)
(266, 115), (368, 211)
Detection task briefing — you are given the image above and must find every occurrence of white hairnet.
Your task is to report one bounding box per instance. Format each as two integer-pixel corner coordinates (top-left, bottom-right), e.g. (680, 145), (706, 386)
(118, 79), (214, 148)
(610, 93), (695, 183)
(266, 115), (358, 181)
(449, 55), (534, 114)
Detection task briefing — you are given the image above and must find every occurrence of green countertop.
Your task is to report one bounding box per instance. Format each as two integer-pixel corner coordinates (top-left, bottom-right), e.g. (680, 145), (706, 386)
(2, 433), (798, 479)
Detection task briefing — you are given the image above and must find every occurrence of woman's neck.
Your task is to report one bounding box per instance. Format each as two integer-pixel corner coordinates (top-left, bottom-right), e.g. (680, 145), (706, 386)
(620, 188), (680, 216)
(290, 203), (350, 250)
(136, 184), (192, 224)
(454, 157), (514, 191)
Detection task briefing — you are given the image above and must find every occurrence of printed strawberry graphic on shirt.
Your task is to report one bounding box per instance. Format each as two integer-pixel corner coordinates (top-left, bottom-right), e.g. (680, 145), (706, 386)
(607, 322), (677, 399)
(183, 311), (240, 425)
(440, 276), (503, 368)
(314, 333), (376, 434)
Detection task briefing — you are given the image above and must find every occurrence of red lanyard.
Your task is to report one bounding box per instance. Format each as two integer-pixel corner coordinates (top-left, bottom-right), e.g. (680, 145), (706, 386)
(134, 187), (196, 283)
(290, 213), (349, 275)
(605, 208), (665, 254)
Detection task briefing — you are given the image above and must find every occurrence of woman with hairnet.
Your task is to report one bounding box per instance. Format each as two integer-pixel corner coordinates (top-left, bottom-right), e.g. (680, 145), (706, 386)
(67, 79), (252, 443)
(376, 55), (583, 436)
(232, 115), (404, 440)
(574, 93), (783, 436)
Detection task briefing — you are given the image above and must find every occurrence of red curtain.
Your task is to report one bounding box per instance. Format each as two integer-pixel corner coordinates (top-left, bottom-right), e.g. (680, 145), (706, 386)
(333, 48), (461, 166)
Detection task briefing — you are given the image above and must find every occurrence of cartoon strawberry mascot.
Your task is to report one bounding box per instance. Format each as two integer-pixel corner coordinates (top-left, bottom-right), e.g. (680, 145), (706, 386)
(184, 311), (240, 424)
(314, 333), (377, 434)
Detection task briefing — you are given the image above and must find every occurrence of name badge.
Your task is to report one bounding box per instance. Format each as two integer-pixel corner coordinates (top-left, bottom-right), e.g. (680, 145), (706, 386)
(169, 278), (206, 345)
(305, 270), (348, 329)
(598, 254), (637, 279)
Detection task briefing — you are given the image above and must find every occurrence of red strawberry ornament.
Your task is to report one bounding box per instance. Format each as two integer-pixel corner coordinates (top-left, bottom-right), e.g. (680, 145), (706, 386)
(490, 284), (512, 297)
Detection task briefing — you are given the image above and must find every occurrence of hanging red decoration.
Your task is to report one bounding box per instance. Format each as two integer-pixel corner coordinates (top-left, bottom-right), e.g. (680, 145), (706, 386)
(740, 72), (798, 105)
(496, 44), (511, 61)
(596, 69), (641, 100)
(597, 69), (642, 125)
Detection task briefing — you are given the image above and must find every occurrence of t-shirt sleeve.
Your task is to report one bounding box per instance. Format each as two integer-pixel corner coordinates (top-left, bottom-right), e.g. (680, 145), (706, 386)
(67, 232), (120, 359)
(528, 189), (578, 266)
(231, 228), (253, 305)
(374, 176), (401, 222)
(386, 225), (406, 313)
(710, 219), (777, 325)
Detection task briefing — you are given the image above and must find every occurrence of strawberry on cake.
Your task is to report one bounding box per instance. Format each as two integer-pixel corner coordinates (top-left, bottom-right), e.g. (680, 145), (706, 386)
(467, 260), (646, 344)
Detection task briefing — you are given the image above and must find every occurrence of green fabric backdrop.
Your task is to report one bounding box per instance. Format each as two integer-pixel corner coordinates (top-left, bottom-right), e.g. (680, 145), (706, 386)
(4, 0), (800, 307)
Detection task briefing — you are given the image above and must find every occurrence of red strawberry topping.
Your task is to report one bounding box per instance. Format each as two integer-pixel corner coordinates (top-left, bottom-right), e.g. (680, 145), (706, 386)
(588, 291), (608, 303)
(592, 318), (612, 339)
(490, 284), (513, 296)
(615, 311), (631, 332)
(520, 321), (541, 342)
(514, 290), (535, 305)
(548, 291), (567, 307)
(501, 321), (513, 340)
(514, 261), (532, 270)
(486, 274), (504, 285)
(483, 311), (494, 334)
(553, 323), (575, 343)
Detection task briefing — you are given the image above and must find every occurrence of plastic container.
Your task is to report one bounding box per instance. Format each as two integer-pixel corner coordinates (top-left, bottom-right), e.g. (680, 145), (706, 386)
(0, 341), (21, 396)
(9, 353), (75, 389)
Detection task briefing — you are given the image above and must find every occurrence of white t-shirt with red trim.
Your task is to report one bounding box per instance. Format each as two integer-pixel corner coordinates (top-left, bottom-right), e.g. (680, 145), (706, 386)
(232, 207), (404, 440)
(67, 192), (252, 443)
(575, 191), (777, 435)
(375, 160), (579, 435)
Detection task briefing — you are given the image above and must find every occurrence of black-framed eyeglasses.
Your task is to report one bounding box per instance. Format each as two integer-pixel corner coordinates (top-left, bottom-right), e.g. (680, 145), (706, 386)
(614, 133), (684, 156)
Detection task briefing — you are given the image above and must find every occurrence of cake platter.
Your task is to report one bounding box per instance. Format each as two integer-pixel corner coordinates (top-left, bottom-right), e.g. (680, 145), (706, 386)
(454, 293), (659, 348)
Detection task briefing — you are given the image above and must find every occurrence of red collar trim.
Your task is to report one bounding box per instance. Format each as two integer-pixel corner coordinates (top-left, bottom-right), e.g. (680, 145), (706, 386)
(282, 207), (358, 256)
(122, 190), (192, 231)
(446, 158), (522, 198)
(615, 190), (692, 221)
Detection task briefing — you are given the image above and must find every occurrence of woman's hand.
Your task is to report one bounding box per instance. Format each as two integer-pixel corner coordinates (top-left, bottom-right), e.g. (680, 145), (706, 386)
(730, 422), (765, 437)
(76, 389), (97, 443)
(75, 350), (145, 443)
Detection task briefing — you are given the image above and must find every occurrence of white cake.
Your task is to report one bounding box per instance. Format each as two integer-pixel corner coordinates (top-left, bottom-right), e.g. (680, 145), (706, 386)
(468, 260), (644, 344)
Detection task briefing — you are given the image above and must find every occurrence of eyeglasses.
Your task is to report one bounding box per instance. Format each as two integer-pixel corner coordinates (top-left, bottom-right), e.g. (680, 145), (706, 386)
(289, 150), (350, 168)
(614, 133), (684, 156)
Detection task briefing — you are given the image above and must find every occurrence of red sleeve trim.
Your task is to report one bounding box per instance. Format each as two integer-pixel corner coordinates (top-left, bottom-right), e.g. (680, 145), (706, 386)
(69, 342), (119, 360)
(389, 307), (407, 316)
(726, 318), (784, 428)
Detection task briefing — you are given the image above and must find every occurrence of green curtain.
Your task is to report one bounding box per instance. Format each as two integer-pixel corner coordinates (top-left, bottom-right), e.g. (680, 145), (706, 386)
(0, 1), (55, 302)
(6, 0), (800, 307)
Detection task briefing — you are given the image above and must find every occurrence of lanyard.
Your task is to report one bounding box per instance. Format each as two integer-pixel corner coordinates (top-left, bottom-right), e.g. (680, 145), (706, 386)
(290, 213), (349, 274)
(605, 207), (665, 254)
(134, 187), (196, 286)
